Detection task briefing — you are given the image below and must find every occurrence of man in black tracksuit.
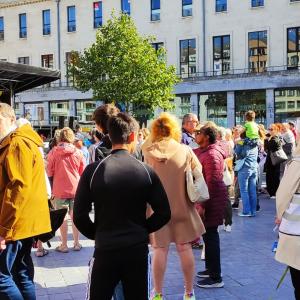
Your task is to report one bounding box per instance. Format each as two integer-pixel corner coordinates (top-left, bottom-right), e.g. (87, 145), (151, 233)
(74, 113), (171, 300)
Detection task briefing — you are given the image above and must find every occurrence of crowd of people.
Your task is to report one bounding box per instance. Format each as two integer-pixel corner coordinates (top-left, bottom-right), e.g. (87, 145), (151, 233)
(0, 101), (299, 300)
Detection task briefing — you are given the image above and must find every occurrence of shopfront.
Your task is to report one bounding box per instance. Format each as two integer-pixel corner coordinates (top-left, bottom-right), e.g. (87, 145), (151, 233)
(24, 102), (48, 126)
(76, 100), (96, 122)
(274, 88), (300, 123)
(49, 101), (70, 125)
(198, 92), (227, 127)
(235, 90), (266, 126)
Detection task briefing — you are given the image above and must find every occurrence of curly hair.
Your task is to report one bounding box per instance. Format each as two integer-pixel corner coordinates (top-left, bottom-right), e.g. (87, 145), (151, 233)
(150, 113), (181, 143)
(60, 127), (75, 143)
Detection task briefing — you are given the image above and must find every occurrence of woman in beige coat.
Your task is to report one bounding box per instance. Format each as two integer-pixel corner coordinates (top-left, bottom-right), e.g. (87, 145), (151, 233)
(275, 129), (300, 300)
(142, 113), (205, 300)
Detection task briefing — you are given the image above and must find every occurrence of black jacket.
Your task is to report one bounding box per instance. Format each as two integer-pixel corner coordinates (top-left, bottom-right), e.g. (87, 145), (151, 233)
(73, 149), (171, 251)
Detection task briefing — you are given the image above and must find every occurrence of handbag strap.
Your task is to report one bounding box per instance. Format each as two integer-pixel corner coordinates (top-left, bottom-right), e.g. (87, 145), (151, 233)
(186, 146), (194, 171)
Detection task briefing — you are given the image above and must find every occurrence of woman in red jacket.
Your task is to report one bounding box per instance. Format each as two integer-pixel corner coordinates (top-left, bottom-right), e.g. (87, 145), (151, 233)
(193, 124), (228, 289)
(47, 127), (85, 253)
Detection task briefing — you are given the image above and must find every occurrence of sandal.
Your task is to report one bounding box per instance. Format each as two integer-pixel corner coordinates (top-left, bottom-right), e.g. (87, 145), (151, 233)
(73, 243), (82, 251)
(35, 248), (49, 257)
(55, 245), (69, 253)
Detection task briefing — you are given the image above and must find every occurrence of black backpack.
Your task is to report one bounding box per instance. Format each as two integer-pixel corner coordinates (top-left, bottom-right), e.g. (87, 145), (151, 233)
(95, 135), (112, 161)
(35, 200), (67, 247)
(95, 146), (112, 161)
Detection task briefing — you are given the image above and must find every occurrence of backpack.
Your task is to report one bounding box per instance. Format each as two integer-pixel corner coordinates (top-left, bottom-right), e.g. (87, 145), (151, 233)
(35, 200), (67, 246)
(95, 135), (112, 161)
(95, 146), (112, 161)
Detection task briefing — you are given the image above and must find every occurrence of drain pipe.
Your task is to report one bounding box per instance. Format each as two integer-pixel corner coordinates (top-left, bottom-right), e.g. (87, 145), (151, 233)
(202, 0), (206, 75)
(56, 0), (61, 85)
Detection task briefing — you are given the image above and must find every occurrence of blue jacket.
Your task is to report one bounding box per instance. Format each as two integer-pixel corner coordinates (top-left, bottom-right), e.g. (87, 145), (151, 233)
(181, 129), (194, 145)
(235, 138), (258, 170)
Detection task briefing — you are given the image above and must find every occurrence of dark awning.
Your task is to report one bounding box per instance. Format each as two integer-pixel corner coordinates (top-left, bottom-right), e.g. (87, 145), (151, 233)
(0, 61), (60, 94)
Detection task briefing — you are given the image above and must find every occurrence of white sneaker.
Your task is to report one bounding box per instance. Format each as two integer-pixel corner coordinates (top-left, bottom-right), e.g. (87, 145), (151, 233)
(225, 225), (232, 232)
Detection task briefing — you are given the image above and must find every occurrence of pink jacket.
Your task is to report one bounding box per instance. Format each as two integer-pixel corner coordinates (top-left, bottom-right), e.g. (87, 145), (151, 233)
(47, 143), (85, 199)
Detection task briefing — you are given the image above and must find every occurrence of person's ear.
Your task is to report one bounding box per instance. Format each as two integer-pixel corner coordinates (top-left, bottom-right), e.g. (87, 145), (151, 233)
(128, 132), (135, 143)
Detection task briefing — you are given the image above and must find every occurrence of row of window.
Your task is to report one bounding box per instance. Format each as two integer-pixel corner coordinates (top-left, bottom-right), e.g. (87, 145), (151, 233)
(150, 0), (192, 21)
(13, 26), (299, 79)
(0, 1), (130, 40)
(215, 0), (299, 12)
(178, 27), (300, 76)
(1, 0), (299, 41)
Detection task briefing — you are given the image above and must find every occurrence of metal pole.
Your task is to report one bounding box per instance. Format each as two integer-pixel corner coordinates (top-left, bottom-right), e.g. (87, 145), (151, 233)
(56, 0), (61, 86)
(202, 0), (206, 74)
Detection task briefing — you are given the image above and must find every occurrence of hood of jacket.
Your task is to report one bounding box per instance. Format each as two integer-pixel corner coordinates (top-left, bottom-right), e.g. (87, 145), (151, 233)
(53, 142), (79, 156)
(0, 124), (43, 150)
(142, 138), (182, 162)
(197, 143), (227, 160)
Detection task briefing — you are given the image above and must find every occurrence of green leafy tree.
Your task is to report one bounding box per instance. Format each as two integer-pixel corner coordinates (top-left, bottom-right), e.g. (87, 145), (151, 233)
(71, 13), (179, 115)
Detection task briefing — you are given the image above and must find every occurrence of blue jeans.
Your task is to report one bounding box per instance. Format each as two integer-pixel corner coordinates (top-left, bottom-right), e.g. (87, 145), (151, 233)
(0, 238), (36, 300)
(113, 282), (125, 300)
(238, 167), (257, 215)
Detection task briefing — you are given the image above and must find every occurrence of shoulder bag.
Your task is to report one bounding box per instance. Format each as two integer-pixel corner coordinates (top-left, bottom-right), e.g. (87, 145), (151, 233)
(223, 162), (233, 186)
(270, 148), (288, 166)
(186, 148), (209, 203)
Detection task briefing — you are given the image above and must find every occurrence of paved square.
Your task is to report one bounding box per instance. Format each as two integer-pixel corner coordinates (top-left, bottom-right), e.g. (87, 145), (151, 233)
(33, 196), (294, 300)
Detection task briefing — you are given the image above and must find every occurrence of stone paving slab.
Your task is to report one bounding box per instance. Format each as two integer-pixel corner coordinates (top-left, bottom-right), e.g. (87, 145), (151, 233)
(33, 196), (295, 299)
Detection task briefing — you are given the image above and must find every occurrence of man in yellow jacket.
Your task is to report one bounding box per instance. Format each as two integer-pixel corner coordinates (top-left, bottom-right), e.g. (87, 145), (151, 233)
(0, 103), (51, 300)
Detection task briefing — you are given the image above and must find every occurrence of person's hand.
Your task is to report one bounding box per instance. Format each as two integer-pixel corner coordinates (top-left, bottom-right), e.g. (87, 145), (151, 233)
(0, 236), (6, 251)
(275, 217), (281, 225)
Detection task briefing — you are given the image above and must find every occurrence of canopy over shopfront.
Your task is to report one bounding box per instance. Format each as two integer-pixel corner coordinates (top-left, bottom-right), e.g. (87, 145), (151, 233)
(0, 61), (60, 105)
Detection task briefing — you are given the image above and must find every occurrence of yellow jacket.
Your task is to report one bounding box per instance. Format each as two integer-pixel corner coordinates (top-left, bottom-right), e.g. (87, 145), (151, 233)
(0, 124), (51, 241)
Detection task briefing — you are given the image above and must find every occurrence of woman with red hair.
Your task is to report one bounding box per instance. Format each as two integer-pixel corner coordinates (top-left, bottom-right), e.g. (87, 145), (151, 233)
(142, 113), (205, 300)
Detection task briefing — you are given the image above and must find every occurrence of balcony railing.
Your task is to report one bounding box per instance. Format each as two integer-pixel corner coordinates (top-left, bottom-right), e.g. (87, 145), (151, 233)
(21, 65), (300, 92)
(178, 65), (300, 81)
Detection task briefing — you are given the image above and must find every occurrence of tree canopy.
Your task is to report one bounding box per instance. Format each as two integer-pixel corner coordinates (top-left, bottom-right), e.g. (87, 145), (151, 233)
(71, 13), (179, 114)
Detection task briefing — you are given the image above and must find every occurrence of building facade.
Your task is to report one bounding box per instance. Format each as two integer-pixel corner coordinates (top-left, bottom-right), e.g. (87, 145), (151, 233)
(0, 0), (300, 128)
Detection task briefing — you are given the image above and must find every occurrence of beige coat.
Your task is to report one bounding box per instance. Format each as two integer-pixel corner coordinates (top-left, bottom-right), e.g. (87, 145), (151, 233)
(142, 138), (206, 247)
(275, 154), (300, 270)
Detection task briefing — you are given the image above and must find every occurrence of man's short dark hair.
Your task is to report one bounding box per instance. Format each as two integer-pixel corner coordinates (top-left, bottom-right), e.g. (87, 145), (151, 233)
(200, 125), (218, 144)
(108, 113), (139, 145)
(92, 104), (120, 134)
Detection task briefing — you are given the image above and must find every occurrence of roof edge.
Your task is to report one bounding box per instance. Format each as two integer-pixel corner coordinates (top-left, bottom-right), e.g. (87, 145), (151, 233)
(0, 0), (50, 9)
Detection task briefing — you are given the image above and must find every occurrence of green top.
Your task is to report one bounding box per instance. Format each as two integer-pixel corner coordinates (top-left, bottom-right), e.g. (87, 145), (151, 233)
(244, 121), (259, 139)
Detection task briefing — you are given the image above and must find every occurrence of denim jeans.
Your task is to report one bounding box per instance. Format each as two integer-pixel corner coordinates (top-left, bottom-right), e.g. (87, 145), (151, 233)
(238, 167), (258, 215)
(113, 283), (125, 300)
(0, 238), (36, 300)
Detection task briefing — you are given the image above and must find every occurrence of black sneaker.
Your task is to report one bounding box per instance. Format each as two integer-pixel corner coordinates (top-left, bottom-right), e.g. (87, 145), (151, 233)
(231, 203), (239, 210)
(197, 270), (209, 278)
(256, 205), (261, 212)
(197, 278), (224, 288)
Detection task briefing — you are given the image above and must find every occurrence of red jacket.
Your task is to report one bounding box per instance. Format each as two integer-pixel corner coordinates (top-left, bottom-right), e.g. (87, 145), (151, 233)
(194, 143), (228, 228)
(47, 143), (85, 199)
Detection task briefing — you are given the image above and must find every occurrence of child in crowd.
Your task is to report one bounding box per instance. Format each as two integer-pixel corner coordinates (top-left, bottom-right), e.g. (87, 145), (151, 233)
(244, 110), (259, 140)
